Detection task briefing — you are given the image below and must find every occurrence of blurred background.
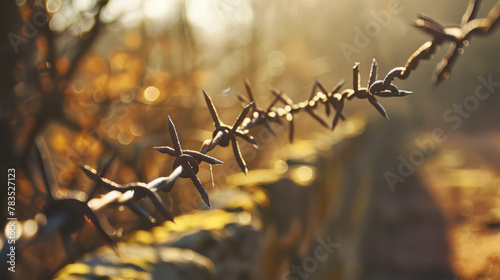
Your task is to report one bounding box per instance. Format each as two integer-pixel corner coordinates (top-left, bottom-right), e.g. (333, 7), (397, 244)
(1, 0), (500, 279)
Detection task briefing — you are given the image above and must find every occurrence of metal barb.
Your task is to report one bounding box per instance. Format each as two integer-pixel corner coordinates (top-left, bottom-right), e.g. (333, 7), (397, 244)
(202, 90), (258, 174)
(154, 116), (224, 207)
(34, 139), (117, 256)
(408, 0), (500, 83)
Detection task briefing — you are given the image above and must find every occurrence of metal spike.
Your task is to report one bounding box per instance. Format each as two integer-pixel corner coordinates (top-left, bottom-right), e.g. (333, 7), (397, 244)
(34, 138), (57, 200)
(232, 137), (248, 175)
(126, 202), (156, 223)
(367, 95), (389, 120)
(202, 90), (222, 128)
(153, 146), (177, 156)
(231, 102), (254, 134)
(368, 59), (378, 88)
(184, 150), (224, 165)
(331, 98), (345, 131)
(168, 116), (182, 156)
(353, 62), (360, 92)
(288, 114), (294, 143)
(147, 191), (174, 222)
(185, 165), (211, 208)
(244, 79), (257, 104)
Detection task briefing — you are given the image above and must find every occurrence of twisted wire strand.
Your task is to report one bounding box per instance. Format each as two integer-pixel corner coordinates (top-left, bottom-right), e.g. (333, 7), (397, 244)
(7, 0), (500, 258)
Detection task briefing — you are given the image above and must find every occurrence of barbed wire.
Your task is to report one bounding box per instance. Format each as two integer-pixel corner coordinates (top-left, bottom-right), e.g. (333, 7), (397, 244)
(3, 0), (499, 265)
(400, 0), (500, 83)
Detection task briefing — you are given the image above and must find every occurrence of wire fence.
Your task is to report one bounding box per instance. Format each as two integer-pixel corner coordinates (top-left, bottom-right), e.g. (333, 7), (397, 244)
(2, 0), (499, 275)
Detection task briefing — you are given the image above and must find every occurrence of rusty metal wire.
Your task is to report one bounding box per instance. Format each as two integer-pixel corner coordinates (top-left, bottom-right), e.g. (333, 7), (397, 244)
(237, 59), (412, 143)
(230, 0), (500, 150)
(5, 0), (500, 262)
(400, 0), (500, 84)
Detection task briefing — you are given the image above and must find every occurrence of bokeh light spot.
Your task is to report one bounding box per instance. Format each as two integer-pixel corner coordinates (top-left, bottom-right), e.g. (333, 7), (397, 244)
(290, 165), (316, 186)
(4, 220), (22, 241)
(118, 131), (133, 145)
(144, 86), (160, 102)
(274, 160), (288, 174)
(238, 211), (252, 224)
(22, 219), (38, 240)
(46, 0), (62, 13)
